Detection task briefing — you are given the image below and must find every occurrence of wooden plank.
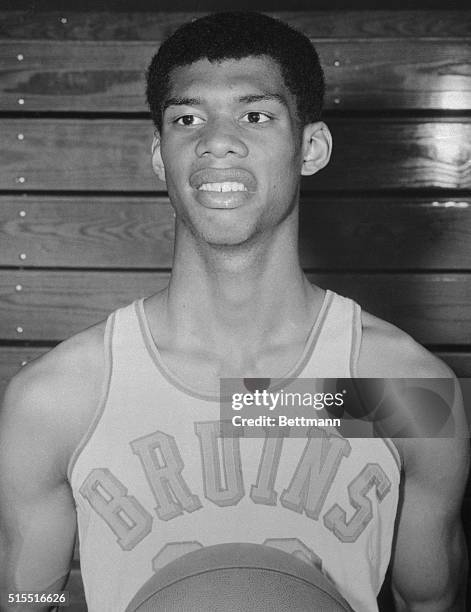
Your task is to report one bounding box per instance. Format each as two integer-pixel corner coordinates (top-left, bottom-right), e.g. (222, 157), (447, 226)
(314, 274), (471, 347)
(1, 195), (471, 270)
(0, 270), (170, 341)
(0, 270), (469, 343)
(323, 40), (471, 111)
(0, 196), (175, 268)
(0, 346), (50, 397)
(438, 353), (471, 378)
(2, 118), (471, 192)
(1, 11), (470, 41)
(0, 40), (152, 113)
(1, 39), (470, 111)
(299, 197), (471, 270)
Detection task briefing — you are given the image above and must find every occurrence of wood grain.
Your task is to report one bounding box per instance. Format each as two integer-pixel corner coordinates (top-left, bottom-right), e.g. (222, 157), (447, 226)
(0, 196), (175, 268)
(314, 273), (471, 347)
(0, 270), (469, 342)
(1, 11), (470, 41)
(1, 39), (470, 111)
(2, 118), (471, 191)
(0, 346), (49, 397)
(0, 270), (170, 340)
(1, 195), (471, 270)
(300, 197), (471, 270)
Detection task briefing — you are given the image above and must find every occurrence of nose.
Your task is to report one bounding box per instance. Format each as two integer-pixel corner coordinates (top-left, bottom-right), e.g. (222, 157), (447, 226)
(195, 119), (248, 159)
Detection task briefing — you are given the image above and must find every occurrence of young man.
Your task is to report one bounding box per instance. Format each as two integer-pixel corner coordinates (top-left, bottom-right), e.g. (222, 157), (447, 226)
(0, 12), (468, 612)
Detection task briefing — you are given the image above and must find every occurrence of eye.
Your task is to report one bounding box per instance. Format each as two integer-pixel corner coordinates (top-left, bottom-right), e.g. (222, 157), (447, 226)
(241, 112), (271, 124)
(175, 115), (204, 126)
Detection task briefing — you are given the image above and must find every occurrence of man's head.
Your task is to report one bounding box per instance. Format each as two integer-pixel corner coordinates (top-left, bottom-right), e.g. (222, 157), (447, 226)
(145, 12), (331, 249)
(146, 12), (325, 133)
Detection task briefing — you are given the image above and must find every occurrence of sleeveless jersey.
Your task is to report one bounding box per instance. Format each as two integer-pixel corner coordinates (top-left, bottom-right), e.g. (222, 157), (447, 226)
(68, 290), (401, 612)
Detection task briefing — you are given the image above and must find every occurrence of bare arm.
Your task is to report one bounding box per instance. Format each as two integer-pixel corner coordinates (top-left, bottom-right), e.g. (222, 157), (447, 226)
(358, 312), (469, 611)
(391, 433), (469, 611)
(0, 371), (76, 611)
(0, 326), (105, 612)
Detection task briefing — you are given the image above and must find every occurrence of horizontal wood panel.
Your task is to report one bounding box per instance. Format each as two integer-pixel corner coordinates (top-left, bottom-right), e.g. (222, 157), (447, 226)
(439, 353), (471, 378)
(300, 198), (471, 270)
(315, 274), (471, 346)
(0, 346), (50, 397)
(0, 270), (170, 340)
(1, 195), (471, 269)
(0, 270), (469, 342)
(0, 196), (175, 268)
(1, 11), (470, 40)
(1, 39), (470, 111)
(2, 118), (471, 191)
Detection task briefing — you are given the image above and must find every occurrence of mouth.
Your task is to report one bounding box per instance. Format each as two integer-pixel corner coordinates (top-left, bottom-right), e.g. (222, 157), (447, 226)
(190, 167), (257, 192)
(198, 182), (248, 192)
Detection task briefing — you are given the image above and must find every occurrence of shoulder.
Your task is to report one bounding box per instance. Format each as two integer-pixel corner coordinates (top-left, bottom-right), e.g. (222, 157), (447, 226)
(1, 320), (108, 478)
(357, 309), (451, 378)
(5, 319), (107, 408)
(356, 310), (469, 489)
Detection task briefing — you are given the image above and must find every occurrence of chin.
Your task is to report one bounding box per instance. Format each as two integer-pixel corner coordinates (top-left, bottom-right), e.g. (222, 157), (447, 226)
(199, 229), (257, 248)
(196, 224), (262, 248)
(182, 214), (260, 248)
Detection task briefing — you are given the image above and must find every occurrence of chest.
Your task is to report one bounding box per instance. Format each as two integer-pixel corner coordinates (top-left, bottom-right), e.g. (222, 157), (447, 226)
(157, 340), (308, 393)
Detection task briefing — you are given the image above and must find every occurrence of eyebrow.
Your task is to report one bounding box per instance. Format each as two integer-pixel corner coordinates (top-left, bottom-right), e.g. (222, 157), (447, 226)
(163, 97), (201, 111)
(238, 93), (289, 108)
(163, 93), (289, 112)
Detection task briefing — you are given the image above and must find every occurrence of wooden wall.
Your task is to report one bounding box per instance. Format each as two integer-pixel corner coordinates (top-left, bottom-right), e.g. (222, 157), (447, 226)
(0, 9), (470, 611)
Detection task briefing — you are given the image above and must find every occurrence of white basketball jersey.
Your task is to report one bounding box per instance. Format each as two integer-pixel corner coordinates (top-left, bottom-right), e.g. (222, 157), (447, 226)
(69, 290), (400, 612)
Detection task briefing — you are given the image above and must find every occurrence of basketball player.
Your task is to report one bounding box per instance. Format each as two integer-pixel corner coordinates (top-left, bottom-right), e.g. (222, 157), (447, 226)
(0, 12), (468, 612)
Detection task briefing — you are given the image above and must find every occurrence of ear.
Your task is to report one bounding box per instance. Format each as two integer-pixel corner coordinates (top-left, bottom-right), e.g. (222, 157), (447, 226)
(151, 132), (166, 183)
(300, 122), (332, 176)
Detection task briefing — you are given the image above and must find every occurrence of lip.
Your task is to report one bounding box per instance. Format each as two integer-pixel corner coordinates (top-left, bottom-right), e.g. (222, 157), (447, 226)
(195, 190), (250, 209)
(190, 167), (257, 192)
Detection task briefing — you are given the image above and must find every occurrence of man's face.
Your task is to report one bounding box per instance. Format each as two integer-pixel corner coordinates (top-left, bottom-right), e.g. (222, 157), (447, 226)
(156, 55), (306, 247)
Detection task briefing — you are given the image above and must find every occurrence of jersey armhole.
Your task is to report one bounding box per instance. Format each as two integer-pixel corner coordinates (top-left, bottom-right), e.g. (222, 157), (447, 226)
(349, 301), (362, 379)
(66, 312), (116, 483)
(349, 302), (403, 473)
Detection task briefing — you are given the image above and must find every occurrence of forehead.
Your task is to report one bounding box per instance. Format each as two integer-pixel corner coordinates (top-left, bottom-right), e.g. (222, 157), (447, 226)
(166, 56), (291, 101)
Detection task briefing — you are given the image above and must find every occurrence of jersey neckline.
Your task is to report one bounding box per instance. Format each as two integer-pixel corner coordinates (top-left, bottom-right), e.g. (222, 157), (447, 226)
(135, 289), (335, 403)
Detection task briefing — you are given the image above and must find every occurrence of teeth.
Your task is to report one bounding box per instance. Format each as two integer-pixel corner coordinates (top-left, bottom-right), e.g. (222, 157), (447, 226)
(199, 182), (247, 192)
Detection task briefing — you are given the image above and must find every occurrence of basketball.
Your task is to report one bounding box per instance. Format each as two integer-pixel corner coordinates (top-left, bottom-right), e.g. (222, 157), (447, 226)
(125, 543), (354, 611)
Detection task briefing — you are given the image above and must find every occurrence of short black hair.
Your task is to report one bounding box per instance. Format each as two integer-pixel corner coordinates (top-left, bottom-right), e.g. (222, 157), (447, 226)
(146, 11), (325, 132)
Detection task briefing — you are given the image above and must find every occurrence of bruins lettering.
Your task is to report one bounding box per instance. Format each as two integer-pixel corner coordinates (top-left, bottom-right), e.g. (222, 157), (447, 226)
(79, 424), (392, 552)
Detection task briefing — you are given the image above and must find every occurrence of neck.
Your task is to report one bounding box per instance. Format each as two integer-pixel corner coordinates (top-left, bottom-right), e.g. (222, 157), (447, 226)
(161, 213), (322, 356)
